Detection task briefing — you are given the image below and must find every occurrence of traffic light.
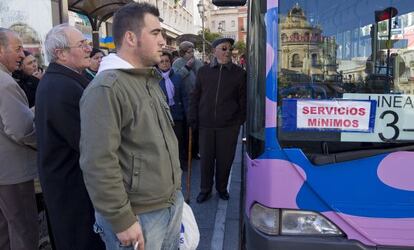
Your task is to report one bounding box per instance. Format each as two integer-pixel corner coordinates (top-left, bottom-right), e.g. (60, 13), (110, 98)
(375, 7), (398, 22)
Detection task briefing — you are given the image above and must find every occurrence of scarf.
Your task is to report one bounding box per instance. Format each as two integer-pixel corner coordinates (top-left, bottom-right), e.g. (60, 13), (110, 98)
(161, 70), (175, 106)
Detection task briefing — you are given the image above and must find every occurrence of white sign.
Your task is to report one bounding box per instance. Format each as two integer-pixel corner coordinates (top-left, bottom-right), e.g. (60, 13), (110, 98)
(296, 100), (373, 132)
(342, 94), (414, 142)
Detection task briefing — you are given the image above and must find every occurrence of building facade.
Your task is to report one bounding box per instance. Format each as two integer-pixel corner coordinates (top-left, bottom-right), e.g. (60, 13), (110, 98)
(205, 4), (247, 43)
(279, 3), (338, 82)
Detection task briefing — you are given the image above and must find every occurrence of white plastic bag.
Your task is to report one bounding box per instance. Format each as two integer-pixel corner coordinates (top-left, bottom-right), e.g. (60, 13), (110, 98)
(179, 203), (200, 250)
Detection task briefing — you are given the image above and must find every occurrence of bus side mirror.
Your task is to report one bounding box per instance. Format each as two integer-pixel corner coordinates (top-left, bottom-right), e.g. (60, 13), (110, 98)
(212, 0), (247, 6)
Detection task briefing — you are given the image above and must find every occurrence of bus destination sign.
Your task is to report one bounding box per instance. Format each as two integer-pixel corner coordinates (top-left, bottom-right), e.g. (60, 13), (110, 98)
(342, 94), (414, 142)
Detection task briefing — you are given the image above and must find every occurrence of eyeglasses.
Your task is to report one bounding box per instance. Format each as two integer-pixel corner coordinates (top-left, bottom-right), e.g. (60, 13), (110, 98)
(220, 47), (233, 52)
(67, 41), (91, 50)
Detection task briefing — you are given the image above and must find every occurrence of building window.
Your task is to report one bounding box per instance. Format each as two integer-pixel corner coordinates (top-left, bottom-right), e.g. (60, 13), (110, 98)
(212, 21), (215, 29)
(312, 54), (318, 66)
(281, 33), (288, 42)
(291, 54), (302, 67)
(231, 20), (235, 27)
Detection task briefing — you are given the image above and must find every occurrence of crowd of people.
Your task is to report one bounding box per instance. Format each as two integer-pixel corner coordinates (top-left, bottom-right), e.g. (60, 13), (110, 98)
(0, 2), (246, 250)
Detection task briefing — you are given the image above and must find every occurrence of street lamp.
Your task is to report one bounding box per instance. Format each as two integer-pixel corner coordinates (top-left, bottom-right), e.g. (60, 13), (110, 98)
(197, 0), (206, 62)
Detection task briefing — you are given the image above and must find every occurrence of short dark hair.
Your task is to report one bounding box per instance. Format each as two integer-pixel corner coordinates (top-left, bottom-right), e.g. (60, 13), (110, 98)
(161, 51), (172, 62)
(90, 48), (103, 58)
(112, 2), (160, 49)
(23, 50), (32, 57)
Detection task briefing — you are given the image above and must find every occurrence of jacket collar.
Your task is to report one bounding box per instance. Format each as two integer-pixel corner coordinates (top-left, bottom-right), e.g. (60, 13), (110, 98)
(120, 67), (161, 79)
(209, 57), (233, 70)
(46, 62), (90, 88)
(0, 62), (11, 75)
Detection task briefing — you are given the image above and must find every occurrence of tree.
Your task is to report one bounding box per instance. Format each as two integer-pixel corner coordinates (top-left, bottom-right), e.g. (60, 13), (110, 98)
(195, 29), (221, 56)
(234, 40), (246, 55)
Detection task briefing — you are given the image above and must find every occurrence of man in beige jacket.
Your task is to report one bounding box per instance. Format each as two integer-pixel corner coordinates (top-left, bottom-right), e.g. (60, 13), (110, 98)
(0, 28), (38, 250)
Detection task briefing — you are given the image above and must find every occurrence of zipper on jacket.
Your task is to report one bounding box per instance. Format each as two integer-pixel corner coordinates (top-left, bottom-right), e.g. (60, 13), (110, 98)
(214, 65), (223, 123)
(145, 83), (176, 186)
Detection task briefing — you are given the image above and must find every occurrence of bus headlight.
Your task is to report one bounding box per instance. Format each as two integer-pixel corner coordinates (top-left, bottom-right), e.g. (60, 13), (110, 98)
(249, 204), (343, 236)
(250, 203), (280, 235)
(281, 210), (343, 236)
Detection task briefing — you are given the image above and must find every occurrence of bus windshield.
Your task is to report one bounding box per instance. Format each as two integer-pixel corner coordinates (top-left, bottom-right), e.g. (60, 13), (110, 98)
(278, 0), (414, 160)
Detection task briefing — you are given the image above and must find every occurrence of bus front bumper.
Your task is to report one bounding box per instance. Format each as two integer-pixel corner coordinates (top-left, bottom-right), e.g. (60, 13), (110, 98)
(245, 216), (411, 250)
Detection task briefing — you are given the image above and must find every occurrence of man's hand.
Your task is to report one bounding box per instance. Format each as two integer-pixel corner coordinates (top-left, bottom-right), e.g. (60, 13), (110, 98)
(116, 222), (145, 250)
(32, 69), (44, 79)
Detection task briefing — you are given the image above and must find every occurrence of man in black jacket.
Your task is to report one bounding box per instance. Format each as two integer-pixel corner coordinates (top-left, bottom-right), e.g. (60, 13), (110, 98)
(188, 38), (246, 203)
(35, 24), (104, 250)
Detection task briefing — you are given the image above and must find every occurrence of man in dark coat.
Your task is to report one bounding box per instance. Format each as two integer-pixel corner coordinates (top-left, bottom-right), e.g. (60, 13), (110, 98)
(188, 37), (246, 203)
(35, 24), (105, 250)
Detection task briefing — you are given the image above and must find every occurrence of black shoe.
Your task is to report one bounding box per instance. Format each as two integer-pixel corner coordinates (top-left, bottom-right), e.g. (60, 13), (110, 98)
(196, 192), (212, 203)
(218, 191), (230, 200)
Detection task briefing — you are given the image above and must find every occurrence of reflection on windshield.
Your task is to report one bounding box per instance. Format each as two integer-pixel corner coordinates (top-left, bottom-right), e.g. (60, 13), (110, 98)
(278, 0), (414, 149)
(279, 1), (414, 98)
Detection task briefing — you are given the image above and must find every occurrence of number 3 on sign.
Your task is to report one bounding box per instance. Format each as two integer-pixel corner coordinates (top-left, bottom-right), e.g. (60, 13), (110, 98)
(378, 110), (399, 142)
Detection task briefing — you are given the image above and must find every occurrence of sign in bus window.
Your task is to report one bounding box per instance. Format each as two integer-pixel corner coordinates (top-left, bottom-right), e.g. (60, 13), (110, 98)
(282, 99), (376, 132)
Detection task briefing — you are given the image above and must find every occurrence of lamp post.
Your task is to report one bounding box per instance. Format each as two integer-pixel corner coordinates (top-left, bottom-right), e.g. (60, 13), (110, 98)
(197, 0), (206, 62)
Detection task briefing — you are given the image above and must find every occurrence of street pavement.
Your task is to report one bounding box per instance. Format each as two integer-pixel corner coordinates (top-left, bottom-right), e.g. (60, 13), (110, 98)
(181, 135), (244, 250)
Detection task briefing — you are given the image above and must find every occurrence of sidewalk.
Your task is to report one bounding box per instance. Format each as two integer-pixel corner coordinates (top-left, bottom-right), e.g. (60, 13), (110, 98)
(181, 135), (244, 250)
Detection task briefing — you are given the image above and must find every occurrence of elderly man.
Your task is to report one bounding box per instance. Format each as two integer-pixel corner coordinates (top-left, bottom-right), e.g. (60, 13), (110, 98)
(35, 24), (104, 250)
(0, 28), (38, 250)
(188, 37), (246, 203)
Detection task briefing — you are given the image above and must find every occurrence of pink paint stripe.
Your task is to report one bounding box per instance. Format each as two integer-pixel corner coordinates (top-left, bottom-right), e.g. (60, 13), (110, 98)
(266, 43), (275, 77)
(267, 0), (278, 9)
(246, 157), (306, 215)
(377, 152), (414, 191)
(323, 211), (414, 247)
(265, 97), (277, 128)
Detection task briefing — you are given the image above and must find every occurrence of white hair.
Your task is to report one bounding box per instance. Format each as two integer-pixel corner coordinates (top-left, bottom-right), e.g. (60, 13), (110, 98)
(44, 23), (72, 63)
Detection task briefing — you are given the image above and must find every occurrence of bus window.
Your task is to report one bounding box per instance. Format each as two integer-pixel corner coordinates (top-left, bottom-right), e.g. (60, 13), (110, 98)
(246, 0), (266, 159)
(278, 0), (414, 162)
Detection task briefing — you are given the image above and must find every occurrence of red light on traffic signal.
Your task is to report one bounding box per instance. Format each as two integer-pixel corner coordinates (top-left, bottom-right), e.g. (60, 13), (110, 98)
(375, 7), (398, 22)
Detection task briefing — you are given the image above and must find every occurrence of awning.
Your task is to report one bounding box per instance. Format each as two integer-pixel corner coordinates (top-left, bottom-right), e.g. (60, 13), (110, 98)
(68, 0), (133, 23)
(68, 0), (133, 47)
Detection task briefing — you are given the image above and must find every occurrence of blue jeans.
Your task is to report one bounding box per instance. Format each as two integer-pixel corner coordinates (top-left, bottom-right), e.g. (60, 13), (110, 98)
(94, 191), (184, 250)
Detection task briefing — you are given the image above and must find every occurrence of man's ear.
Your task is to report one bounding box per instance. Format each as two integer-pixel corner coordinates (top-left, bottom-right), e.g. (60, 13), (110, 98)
(124, 31), (137, 47)
(55, 49), (66, 62)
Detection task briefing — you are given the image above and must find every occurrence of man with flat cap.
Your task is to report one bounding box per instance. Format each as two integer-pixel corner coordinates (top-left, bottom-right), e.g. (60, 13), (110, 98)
(188, 37), (246, 203)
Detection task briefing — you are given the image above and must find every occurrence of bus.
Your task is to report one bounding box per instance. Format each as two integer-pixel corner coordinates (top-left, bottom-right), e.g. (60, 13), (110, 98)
(213, 0), (414, 249)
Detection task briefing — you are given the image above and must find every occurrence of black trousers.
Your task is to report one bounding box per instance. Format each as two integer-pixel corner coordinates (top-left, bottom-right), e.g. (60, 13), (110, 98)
(199, 125), (240, 193)
(173, 120), (187, 169)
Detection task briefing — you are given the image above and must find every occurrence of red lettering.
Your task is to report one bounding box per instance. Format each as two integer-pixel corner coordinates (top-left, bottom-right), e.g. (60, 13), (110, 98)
(343, 119), (351, 127)
(310, 107), (317, 114)
(308, 118), (317, 126)
(349, 107), (358, 115)
(317, 107), (325, 114)
(326, 107), (334, 115)
(303, 106), (309, 114)
(333, 119), (342, 127)
(358, 108), (366, 116)
(338, 107), (345, 115)
(321, 119), (329, 127)
(352, 120), (359, 127)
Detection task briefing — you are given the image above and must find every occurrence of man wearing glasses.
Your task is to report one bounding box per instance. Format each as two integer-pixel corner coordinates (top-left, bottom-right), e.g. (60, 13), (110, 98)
(35, 24), (104, 250)
(188, 37), (247, 203)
